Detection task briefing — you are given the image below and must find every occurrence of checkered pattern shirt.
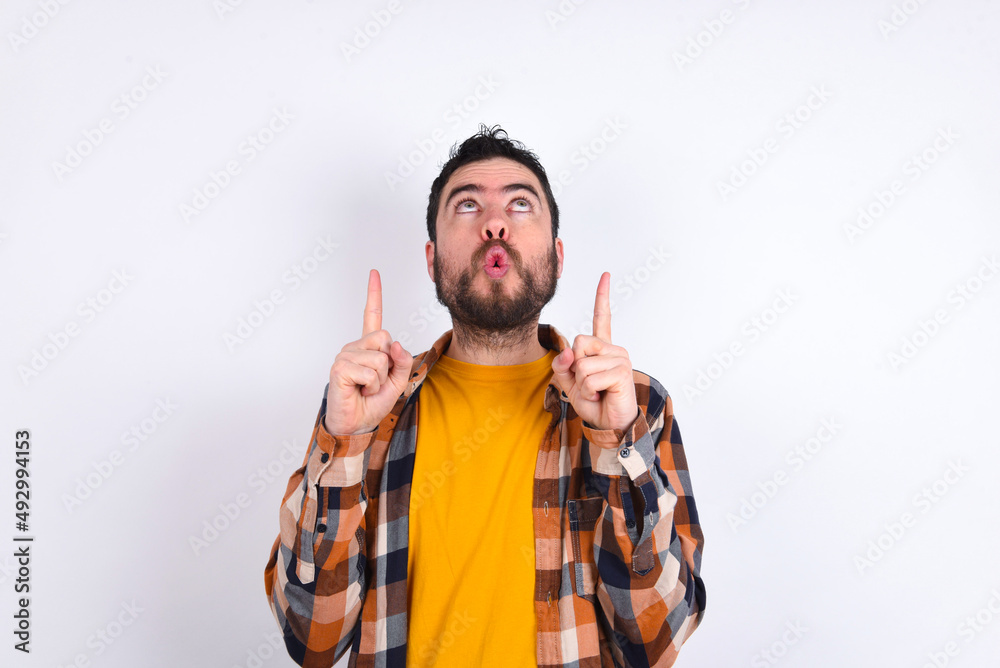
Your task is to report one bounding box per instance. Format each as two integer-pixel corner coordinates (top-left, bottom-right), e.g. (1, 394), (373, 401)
(264, 323), (706, 667)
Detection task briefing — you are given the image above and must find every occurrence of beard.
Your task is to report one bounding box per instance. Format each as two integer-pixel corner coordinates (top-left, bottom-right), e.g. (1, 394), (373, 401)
(433, 238), (559, 337)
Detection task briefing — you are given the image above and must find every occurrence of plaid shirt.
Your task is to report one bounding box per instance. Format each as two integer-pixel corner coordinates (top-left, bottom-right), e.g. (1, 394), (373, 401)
(264, 323), (706, 667)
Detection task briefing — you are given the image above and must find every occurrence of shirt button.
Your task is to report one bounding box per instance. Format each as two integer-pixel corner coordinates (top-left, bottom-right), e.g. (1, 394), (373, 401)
(320, 452), (329, 463)
(317, 523), (327, 533)
(625, 518), (635, 529)
(619, 447), (630, 458)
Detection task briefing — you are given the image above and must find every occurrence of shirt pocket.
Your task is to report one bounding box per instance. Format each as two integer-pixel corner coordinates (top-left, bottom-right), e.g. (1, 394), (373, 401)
(567, 496), (606, 599)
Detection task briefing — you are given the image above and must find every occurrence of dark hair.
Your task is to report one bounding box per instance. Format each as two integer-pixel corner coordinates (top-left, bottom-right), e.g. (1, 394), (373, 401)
(425, 124), (559, 244)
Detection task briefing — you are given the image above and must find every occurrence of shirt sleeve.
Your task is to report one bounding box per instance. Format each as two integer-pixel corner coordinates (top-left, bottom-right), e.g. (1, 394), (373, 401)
(581, 379), (707, 667)
(263, 384), (377, 667)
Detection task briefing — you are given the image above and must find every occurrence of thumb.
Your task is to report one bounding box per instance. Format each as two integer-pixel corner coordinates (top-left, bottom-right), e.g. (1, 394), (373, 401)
(387, 340), (414, 389)
(550, 348), (575, 393)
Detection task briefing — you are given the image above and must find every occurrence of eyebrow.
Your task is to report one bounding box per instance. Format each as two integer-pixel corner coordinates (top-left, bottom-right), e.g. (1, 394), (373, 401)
(443, 182), (542, 208)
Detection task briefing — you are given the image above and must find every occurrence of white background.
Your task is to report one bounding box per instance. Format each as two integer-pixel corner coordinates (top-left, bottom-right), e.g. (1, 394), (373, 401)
(2, 1), (999, 666)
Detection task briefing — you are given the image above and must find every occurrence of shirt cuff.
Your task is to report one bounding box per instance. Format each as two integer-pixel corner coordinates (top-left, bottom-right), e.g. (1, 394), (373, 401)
(310, 418), (377, 487)
(582, 407), (652, 480)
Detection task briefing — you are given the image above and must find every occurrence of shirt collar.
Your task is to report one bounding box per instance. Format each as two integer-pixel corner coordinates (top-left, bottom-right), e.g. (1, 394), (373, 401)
(404, 323), (571, 399)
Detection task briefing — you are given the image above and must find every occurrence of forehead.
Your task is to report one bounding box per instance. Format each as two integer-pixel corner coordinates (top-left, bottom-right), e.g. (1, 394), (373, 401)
(442, 157), (544, 199)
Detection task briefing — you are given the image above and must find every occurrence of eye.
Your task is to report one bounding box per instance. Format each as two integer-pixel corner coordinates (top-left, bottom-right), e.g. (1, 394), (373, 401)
(455, 198), (479, 212)
(510, 198), (532, 212)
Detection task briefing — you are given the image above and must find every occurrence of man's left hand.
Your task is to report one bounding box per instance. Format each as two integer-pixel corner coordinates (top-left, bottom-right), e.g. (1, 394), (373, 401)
(551, 272), (639, 441)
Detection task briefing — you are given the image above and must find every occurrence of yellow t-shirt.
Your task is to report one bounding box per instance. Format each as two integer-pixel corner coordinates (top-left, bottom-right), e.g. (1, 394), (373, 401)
(406, 348), (557, 667)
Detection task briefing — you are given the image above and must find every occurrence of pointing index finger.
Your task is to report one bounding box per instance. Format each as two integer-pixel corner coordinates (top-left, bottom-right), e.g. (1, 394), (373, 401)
(362, 269), (382, 337)
(593, 271), (612, 343)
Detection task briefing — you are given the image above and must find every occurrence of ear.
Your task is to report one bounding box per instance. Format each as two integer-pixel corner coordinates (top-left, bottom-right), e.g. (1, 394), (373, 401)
(425, 240), (435, 283)
(555, 237), (564, 279)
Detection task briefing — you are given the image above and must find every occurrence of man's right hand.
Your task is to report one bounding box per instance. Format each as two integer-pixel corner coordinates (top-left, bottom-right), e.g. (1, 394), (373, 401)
(324, 269), (413, 436)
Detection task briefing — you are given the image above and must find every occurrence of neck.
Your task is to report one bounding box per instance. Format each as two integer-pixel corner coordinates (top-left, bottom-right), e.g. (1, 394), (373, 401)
(444, 320), (547, 366)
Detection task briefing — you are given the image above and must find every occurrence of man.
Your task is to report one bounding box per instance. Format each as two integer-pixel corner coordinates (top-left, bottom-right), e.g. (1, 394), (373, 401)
(264, 124), (706, 667)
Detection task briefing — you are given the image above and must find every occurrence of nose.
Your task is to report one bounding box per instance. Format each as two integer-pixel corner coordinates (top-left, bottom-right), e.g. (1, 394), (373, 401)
(481, 203), (507, 242)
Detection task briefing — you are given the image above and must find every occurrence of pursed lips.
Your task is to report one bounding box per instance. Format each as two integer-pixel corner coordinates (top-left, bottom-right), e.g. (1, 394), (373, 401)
(482, 245), (511, 278)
